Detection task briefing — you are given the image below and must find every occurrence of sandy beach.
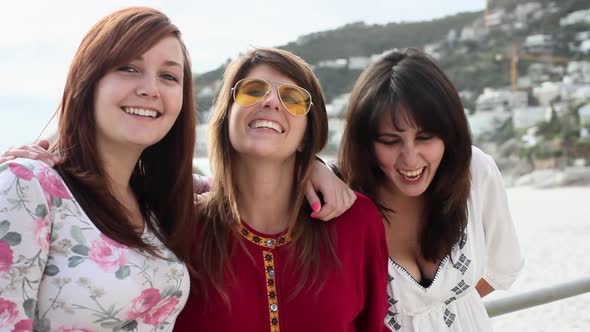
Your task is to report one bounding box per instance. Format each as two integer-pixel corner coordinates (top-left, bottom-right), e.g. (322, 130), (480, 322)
(489, 186), (590, 331)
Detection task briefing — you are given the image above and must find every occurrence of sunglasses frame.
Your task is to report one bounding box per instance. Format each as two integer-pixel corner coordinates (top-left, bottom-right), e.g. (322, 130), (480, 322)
(231, 77), (313, 117)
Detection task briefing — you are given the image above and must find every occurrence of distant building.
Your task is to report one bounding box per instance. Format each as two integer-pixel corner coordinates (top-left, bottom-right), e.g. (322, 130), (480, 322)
(515, 2), (542, 22)
(533, 82), (562, 106)
(513, 106), (547, 129)
(524, 34), (555, 54)
(326, 93), (350, 117)
(460, 17), (487, 42)
(565, 61), (590, 84)
(468, 110), (512, 136)
(348, 56), (371, 70)
(579, 103), (590, 125)
(486, 9), (505, 28)
(475, 88), (528, 113)
(559, 9), (590, 26)
(317, 58), (347, 69)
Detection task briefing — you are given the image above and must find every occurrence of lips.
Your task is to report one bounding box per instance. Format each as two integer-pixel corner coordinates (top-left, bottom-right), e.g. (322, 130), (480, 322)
(248, 119), (284, 133)
(397, 167), (425, 182)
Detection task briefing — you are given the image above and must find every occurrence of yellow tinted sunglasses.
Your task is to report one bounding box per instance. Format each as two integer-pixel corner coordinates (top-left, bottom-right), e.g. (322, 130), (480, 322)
(231, 77), (313, 116)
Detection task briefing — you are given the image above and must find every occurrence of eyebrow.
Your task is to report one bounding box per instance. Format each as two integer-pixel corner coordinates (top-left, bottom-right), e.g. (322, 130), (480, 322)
(133, 56), (183, 69)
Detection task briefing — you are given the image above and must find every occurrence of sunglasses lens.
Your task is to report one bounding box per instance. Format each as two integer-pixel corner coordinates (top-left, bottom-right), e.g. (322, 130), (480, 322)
(234, 79), (270, 107)
(279, 85), (311, 116)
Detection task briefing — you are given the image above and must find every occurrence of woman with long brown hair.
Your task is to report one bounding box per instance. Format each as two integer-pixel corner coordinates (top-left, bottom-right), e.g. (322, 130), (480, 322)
(0, 7), (196, 330)
(174, 48), (389, 332)
(339, 48), (524, 331)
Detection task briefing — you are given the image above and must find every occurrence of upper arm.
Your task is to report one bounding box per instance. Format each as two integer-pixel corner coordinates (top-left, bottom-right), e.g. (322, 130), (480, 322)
(0, 160), (53, 326)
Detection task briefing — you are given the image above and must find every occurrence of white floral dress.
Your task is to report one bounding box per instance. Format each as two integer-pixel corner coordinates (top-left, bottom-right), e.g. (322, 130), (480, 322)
(0, 159), (190, 332)
(385, 146), (525, 331)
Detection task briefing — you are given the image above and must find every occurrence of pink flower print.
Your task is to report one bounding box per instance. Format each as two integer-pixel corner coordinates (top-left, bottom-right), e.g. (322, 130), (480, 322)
(55, 327), (94, 332)
(100, 234), (128, 249)
(126, 288), (161, 320)
(8, 163), (34, 181)
(88, 236), (127, 272)
(0, 297), (19, 329)
(12, 319), (33, 332)
(33, 217), (51, 251)
(34, 165), (71, 199)
(0, 241), (13, 272)
(143, 296), (179, 326)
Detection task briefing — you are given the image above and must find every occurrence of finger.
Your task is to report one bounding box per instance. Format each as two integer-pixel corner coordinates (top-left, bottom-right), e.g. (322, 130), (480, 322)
(35, 139), (50, 150)
(0, 156), (15, 164)
(304, 182), (322, 213)
(2, 145), (39, 158)
(312, 199), (337, 221)
(29, 145), (55, 158)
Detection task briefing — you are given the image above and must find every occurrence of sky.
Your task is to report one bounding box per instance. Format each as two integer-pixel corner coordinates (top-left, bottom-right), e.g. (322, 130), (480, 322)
(0, 0), (485, 149)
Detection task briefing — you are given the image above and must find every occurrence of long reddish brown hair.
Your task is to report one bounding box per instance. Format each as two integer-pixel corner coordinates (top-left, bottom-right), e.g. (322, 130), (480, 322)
(191, 48), (337, 300)
(52, 7), (196, 262)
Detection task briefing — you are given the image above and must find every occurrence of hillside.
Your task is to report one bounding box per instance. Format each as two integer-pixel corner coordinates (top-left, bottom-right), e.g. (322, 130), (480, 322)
(193, 1), (590, 116)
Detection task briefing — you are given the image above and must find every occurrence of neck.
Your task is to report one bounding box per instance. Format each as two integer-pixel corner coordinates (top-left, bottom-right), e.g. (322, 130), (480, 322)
(378, 182), (426, 226)
(97, 140), (143, 199)
(234, 155), (296, 234)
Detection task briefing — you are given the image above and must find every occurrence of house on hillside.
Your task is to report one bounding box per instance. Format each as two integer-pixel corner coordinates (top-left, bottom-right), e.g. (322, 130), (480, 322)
(317, 59), (347, 69)
(560, 9), (590, 26)
(348, 56), (371, 70)
(513, 106), (547, 130)
(533, 82), (562, 106)
(515, 2), (543, 22)
(475, 88), (528, 113)
(524, 34), (555, 54)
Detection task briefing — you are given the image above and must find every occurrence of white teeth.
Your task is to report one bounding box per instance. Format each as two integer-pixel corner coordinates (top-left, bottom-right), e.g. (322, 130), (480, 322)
(249, 120), (283, 133)
(123, 107), (158, 118)
(398, 167), (424, 178)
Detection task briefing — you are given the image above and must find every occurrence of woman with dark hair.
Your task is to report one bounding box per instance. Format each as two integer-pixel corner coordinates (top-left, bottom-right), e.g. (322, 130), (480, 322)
(174, 48), (389, 332)
(0, 7), (196, 330)
(339, 48), (524, 331)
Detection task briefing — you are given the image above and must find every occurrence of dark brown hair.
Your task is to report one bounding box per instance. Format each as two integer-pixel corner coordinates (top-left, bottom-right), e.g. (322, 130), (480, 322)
(192, 48), (336, 300)
(339, 48), (472, 262)
(52, 7), (196, 261)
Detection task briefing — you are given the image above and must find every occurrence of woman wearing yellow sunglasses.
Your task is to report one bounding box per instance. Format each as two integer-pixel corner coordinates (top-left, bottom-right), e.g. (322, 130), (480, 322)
(173, 48), (389, 332)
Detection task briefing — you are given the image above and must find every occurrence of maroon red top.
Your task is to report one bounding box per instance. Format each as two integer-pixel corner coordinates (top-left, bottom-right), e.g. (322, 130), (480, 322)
(174, 193), (389, 332)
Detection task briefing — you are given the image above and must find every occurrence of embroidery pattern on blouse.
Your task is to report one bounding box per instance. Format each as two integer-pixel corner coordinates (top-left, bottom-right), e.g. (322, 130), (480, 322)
(238, 224), (291, 332)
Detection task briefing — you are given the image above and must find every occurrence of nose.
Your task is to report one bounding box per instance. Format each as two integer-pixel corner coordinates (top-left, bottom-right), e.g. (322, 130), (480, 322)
(261, 87), (281, 111)
(135, 74), (160, 99)
(400, 141), (419, 167)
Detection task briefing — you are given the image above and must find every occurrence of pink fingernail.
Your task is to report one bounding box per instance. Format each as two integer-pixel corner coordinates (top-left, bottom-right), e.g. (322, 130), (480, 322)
(310, 213), (319, 219)
(311, 203), (321, 212)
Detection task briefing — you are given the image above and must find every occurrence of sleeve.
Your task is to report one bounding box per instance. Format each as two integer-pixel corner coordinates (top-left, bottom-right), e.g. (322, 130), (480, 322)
(0, 160), (52, 329)
(354, 196), (390, 332)
(479, 154), (525, 291)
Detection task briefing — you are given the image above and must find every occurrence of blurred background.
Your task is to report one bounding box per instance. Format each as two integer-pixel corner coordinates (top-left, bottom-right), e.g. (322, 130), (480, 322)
(1, 0), (589, 330)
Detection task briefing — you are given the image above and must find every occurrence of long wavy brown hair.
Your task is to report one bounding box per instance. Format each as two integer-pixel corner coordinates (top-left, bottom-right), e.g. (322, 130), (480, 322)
(52, 7), (197, 262)
(191, 48), (337, 300)
(339, 48), (472, 262)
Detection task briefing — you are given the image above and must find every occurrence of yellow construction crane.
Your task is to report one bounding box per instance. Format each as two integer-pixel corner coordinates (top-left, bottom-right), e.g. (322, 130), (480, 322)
(496, 43), (570, 90)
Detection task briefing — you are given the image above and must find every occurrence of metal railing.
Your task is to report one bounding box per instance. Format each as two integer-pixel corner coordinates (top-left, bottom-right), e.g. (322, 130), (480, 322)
(484, 276), (590, 317)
